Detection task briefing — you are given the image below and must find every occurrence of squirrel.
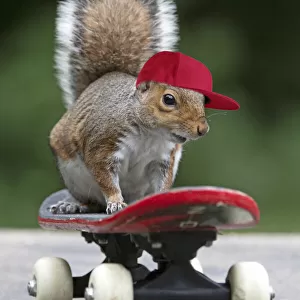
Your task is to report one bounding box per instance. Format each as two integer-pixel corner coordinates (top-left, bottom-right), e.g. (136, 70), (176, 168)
(49, 0), (239, 215)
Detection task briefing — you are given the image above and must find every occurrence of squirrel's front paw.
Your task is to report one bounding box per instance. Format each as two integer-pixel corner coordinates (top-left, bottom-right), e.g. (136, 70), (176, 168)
(106, 201), (127, 214)
(49, 199), (90, 214)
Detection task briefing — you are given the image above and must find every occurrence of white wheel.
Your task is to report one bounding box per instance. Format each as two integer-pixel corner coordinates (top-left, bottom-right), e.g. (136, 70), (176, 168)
(226, 262), (271, 300)
(28, 257), (73, 300)
(86, 263), (133, 300)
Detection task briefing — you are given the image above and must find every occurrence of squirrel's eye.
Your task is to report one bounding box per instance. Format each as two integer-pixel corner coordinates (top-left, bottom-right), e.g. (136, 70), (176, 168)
(163, 94), (176, 106)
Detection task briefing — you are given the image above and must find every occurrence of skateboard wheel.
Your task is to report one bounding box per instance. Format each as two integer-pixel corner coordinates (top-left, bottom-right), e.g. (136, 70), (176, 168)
(86, 263), (133, 300)
(28, 257), (73, 300)
(226, 262), (271, 300)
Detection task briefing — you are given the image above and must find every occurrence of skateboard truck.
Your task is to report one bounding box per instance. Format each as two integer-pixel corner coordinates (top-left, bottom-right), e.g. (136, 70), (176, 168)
(68, 229), (231, 300)
(27, 187), (276, 300)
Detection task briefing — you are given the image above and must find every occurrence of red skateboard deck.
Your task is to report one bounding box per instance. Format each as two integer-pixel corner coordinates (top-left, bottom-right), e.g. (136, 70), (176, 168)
(38, 187), (259, 233)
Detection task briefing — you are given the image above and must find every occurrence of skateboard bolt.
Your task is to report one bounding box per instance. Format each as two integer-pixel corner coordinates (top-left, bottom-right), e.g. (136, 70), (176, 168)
(27, 279), (37, 297)
(205, 241), (213, 247)
(84, 287), (94, 300)
(151, 242), (162, 249)
(97, 238), (108, 245)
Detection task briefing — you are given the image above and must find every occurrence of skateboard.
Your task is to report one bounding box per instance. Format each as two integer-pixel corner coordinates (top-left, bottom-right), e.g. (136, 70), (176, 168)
(27, 186), (275, 300)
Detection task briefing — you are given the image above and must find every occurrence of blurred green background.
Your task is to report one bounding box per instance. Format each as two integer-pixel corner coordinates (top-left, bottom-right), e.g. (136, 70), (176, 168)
(0, 0), (299, 231)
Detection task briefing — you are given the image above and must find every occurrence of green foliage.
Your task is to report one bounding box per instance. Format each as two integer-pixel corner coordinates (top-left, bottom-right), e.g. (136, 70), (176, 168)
(0, 1), (299, 231)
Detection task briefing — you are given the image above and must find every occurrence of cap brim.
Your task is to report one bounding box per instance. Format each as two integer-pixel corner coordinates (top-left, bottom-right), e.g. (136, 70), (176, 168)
(198, 89), (240, 110)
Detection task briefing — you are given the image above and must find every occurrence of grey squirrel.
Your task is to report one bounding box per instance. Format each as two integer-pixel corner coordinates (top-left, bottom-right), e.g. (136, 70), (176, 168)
(49, 0), (239, 215)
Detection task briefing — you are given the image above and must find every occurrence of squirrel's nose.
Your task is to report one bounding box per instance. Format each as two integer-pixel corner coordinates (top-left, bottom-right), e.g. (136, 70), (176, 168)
(197, 118), (209, 136)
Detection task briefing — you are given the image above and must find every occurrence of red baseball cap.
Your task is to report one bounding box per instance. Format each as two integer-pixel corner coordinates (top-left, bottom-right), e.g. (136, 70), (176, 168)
(136, 51), (239, 110)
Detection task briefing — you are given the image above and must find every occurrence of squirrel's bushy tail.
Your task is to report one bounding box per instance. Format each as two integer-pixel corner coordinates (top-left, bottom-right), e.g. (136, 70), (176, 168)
(55, 0), (179, 108)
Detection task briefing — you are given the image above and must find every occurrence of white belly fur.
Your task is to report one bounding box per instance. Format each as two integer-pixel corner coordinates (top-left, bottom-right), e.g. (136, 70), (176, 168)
(58, 130), (179, 205)
(116, 130), (176, 202)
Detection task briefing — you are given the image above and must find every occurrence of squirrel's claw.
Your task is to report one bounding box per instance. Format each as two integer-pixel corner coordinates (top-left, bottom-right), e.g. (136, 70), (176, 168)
(106, 201), (127, 214)
(49, 199), (90, 214)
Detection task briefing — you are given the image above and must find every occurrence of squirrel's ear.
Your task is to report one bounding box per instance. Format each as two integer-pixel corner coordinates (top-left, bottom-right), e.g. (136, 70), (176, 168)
(137, 81), (151, 93)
